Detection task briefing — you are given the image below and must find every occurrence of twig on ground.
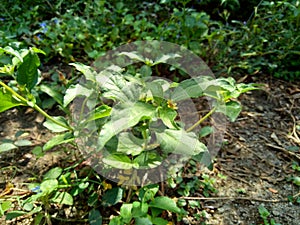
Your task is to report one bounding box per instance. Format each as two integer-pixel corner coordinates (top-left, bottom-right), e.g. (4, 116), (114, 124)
(180, 196), (289, 203)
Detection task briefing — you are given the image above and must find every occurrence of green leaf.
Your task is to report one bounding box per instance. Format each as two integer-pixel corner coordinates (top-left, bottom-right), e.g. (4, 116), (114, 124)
(103, 154), (136, 169)
(158, 107), (178, 129)
(16, 51), (40, 91)
(43, 116), (69, 132)
(149, 196), (181, 213)
(153, 53), (181, 66)
(139, 184), (159, 202)
(30, 47), (46, 55)
(0, 201), (12, 217)
(216, 101), (242, 122)
(135, 217), (152, 225)
(99, 73), (142, 102)
(39, 84), (63, 106)
(51, 192), (73, 205)
(119, 203), (133, 223)
(117, 132), (144, 156)
(70, 62), (95, 81)
(293, 177), (300, 186)
(119, 52), (145, 62)
(5, 210), (27, 220)
(33, 212), (44, 225)
(258, 205), (270, 218)
(40, 179), (58, 193)
(132, 201), (148, 218)
(43, 167), (63, 180)
(133, 152), (162, 169)
(86, 105), (112, 122)
(171, 76), (215, 101)
(43, 132), (74, 151)
(0, 143), (17, 153)
(109, 216), (122, 225)
(102, 187), (124, 207)
(156, 129), (208, 155)
(0, 88), (24, 113)
(32, 146), (44, 158)
(199, 126), (214, 138)
(14, 139), (32, 146)
(1, 46), (23, 62)
(152, 217), (168, 225)
(89, 209), (103, 225)
(63, 84), (94, 107)
(98, 102), (156, 149)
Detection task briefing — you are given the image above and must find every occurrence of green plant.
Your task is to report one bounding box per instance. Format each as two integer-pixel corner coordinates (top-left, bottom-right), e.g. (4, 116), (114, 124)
(0, 45), (259, 223)
(108, 184), (183, 224)
(258, 204), (281, 225)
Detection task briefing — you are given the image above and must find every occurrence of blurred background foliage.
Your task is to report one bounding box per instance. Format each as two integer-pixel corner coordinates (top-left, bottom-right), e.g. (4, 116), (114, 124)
(0, 0), (299, 80)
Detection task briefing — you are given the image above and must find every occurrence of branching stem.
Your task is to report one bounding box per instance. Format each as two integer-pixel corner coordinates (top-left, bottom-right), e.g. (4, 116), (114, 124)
(186, 106), (217, 132)
(0, 81), (73, 131)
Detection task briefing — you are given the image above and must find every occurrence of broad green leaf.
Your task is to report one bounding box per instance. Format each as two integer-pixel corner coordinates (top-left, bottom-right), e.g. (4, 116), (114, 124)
(149, 196), (181, 213)
(43, 167), (63, 180)
(89, 209), (103, 225)
(43, 132), (74, 151)
(39, 84), (63, 106)
(119, 52), (145, 62)
(215, 77), (236, 92)
(293, 177), (300, 186)
(30, 47), (46, 55)
(133, 152), (162, 168)
(70, 62), (95, 81)
(199, 126), (214, 138)
(86, 105), (112, 122)
(32, 146), (44, 158)
(258, 205), (270, 218)
(16, 51), (40, 91)
(117, 132), (144, 156)
(51, 192), (73, 205)
(98, 102), (156, 149)
(43, 116), (69, 132)
(0, 143), (17, 153)
(5, 210), (27, 220)
(102, 154), (137, 169)
(156, 129), (208, 155)
(14, 139), (32, 146)
(171, 76), (216, 101)
(0, 88), (24, 112)
(40, 179), (58, 193)
(119, 203), (133, 223)
(63, 84), (94, 107)
(139, 184), (159, 202)
(216, 101), (242, 122)
(102, 187), (124, 207)
(140, 65), (152, 77)
(152, 217), (168, 225)
(99, 73), (141, 102)
(33, 212), (44, 225)
(0, 201), (12, 217)
(108, 217), (122, 225)
(135, 217), (152, 225)
(1, 46), (23, 62)
(152, 53), (181, 66)
(158, 107), (178, 129)
(132, 201), (148, 218)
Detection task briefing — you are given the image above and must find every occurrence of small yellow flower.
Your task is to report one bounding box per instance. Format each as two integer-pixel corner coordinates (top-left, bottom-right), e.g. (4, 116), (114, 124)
(167, 99), (178, 110)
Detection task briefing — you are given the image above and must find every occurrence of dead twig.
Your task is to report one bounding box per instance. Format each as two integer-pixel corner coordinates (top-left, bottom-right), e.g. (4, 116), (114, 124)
(180, 196), (288, 203)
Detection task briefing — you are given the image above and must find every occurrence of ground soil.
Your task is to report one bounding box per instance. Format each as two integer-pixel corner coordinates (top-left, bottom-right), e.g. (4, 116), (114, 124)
(0, 74), (299, 225)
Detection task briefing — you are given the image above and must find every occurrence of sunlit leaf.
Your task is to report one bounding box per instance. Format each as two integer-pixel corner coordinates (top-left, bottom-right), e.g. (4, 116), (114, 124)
(0, 88), (24, 113)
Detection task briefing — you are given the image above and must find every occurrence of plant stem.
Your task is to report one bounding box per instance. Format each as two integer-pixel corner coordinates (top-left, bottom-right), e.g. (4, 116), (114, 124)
(0, 81), (73, 131)
(186, 106), (217, 132)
